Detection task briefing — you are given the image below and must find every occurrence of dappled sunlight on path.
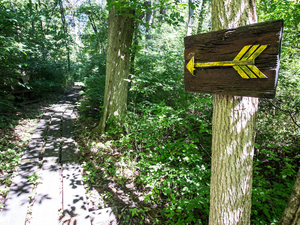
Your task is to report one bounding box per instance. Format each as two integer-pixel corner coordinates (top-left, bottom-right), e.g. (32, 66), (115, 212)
(0, 87), (117, 225)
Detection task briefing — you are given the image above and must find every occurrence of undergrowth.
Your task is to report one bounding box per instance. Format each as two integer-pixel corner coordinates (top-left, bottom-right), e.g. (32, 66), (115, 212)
(75, 22), (299, 225)
(76, 96), (299, 225)
(108, 101), (212, 224)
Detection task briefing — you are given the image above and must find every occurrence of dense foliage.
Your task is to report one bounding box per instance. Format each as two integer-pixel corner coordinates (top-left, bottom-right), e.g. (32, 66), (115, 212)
(0, 0), (75, 121)
(77, 1), (299, 224)
(1, 0), (299, 224)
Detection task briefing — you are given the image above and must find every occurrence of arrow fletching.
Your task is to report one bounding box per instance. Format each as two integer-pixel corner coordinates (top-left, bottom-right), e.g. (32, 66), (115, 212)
(233, 45), (268, 78)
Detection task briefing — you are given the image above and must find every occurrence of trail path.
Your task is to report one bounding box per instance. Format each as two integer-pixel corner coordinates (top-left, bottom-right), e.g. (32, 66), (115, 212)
(0, 88), (116, 225)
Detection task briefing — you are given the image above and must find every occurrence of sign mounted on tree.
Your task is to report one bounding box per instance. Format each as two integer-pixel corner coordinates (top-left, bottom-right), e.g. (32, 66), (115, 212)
(184, 20), (283, 98)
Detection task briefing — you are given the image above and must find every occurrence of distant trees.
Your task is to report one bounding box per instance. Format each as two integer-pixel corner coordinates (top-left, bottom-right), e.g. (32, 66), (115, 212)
(0, 0), (74, 99)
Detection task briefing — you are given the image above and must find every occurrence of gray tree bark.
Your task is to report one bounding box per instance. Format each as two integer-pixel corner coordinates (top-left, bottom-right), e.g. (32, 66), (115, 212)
(279, 169), (300, 225)
(58, 0), (71, 73)
(197, 0), (206, 34)
(38, 0), (47, 61)
(186, 0), (195, 36)
(72, 10), (79, 53)
(28, 0), (35, 34)
(209, 0), (258, 224)
(159, 5), (166, 21)
(11, 1), (27, 83)
(93, 7), (134, 134)
(145, 0), (153, 39)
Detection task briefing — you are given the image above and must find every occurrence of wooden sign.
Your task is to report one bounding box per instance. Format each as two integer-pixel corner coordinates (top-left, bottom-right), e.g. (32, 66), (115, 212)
(184, 19), (283, 98)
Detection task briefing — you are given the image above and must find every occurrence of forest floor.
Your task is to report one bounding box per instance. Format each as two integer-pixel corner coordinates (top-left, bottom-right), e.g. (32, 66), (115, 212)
(73, 100), (166, 225)
(74, 129), (164, 225)
(0, 87), (156, 225)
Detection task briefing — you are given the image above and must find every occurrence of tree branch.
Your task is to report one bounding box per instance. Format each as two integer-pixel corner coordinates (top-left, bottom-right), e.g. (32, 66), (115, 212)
(264, 99), (300, 128)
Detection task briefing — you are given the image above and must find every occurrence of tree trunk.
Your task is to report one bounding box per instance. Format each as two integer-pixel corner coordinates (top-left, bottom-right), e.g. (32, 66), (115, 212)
(28, 0), (35, 35)
(88, 13), (103, 54)
(10, 1), (27, 83)
(88, 14), (98, 34)
(130, 20), (139, 77)
(93, 7), (134, 134)
(197, 0), (206, 34)
(145, 0), (153, 39)
(159, 6), (166, 21)
(279, 169), (300, 225)
(38, 0), (47, 61)
(58, 0), (71, 73)
(72, 10), (79, 53)
(186, 0), (195, 36)
(209, 0), (258, 224)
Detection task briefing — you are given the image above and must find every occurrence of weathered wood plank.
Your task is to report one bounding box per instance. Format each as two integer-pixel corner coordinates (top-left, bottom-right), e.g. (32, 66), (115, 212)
(64, 108), (74, 117)
(51, 104), (68, 113)
(35, 118), (49, 129)
(62, 116), (73, 139)
(47, 114), (61, 139)
(51, 113), (63, 121)
(44, 140), (60, 158)
(66, 92), (78, 103)
(184, 19), (283, 98)
(0, 159), (39, 225)
(61, 104), (78, 162)
(31, 128), (46, 139)
(41, 112), (53, 120)
(30, 157), (61, 225)
(22, 138), (44, 159)
(47, 127), (60, 139)
(61, 137), (77, 162)
(61, 161), (91, 225)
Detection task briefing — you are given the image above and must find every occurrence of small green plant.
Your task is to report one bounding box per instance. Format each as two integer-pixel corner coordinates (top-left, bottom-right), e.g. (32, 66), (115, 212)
(129, 207), (149, 223)
(129, 208), (139, 217)
(0, 186), (10, 197)
(28, 173), (40, 185)
(82, 161), (98, 184)
(121, 211), (131, 224)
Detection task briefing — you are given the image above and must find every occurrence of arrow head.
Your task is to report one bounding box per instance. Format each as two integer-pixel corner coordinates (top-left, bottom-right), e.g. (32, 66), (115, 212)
(187, 57), (195, 76)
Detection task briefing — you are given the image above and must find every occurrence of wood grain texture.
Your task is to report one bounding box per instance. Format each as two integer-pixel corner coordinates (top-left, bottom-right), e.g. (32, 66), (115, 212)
(62, 161), (91, 224)
(184, 19), (283, 98)
(0, 159), (39, 225)
(30, 158), (61, 225)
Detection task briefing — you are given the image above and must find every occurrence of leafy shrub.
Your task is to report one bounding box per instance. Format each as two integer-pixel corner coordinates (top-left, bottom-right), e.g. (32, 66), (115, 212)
(29, 80), (63, 97)
(0, 91), (17, 123)
(83, 75), (105, 108)
(251, 163), (294, 224)
(106, 101), (212, 224)
(129, 24), (192, 110)
(78, 75), (105, 120)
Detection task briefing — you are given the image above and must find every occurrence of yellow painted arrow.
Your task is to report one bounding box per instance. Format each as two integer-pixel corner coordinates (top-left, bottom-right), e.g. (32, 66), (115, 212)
(187, 44), (268, 79)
